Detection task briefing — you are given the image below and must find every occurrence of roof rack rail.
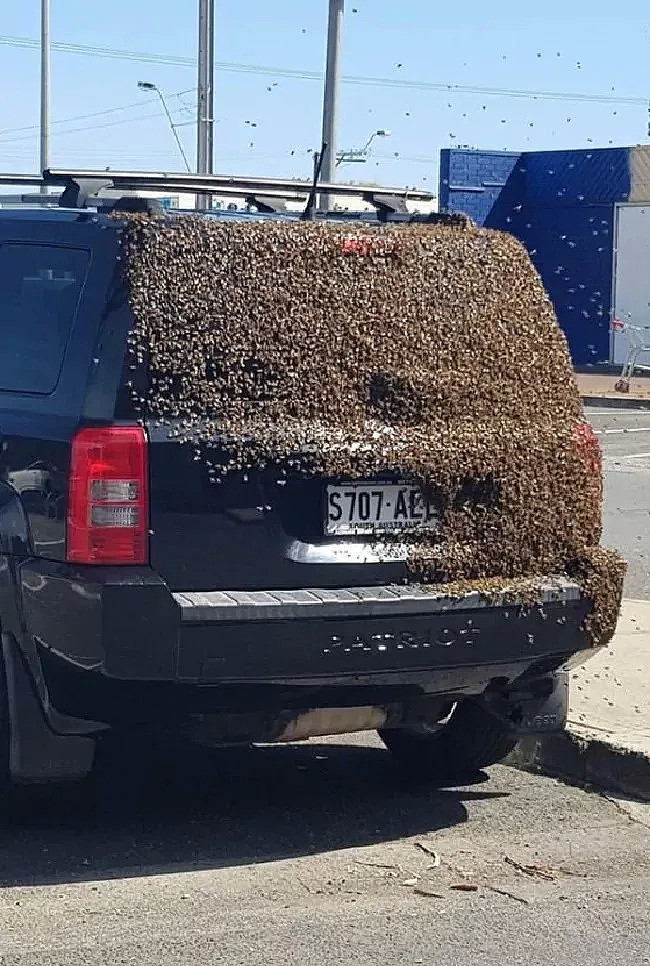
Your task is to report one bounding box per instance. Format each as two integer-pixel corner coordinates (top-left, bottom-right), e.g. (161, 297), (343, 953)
(0, 174), (290, 213)
(0, 170), (438, 220)
(44, 168), (433, 201)
(0, 193), (60, 207)
(41, 168), (433, 218)
(0, 174), (46, 187)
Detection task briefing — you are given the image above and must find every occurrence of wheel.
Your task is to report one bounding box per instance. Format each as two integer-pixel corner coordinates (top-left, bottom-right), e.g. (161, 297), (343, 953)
(379, 700), (517, 782)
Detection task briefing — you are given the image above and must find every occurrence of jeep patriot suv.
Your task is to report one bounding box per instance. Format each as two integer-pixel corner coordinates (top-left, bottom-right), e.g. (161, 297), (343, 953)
(0, 171), (624, 790)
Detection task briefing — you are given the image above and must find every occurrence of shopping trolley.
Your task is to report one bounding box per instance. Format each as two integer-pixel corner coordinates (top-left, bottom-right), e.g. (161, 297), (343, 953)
(611, 317), (650, 392)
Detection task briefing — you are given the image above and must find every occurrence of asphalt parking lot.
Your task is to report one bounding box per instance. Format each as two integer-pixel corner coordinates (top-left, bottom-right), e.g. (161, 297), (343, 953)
(0, 736), (649, 966)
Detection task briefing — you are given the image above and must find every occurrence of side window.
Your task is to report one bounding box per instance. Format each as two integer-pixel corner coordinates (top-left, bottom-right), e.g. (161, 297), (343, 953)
(0, 243), (90, 394)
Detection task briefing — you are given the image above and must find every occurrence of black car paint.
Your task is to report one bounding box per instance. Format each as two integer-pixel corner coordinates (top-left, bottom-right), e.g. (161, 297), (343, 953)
(0, 213), (123, 562)
(0, 208), (585, 782)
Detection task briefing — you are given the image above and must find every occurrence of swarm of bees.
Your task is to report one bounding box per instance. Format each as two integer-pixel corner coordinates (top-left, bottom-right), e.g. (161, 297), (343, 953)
(121, 213), (625, 647)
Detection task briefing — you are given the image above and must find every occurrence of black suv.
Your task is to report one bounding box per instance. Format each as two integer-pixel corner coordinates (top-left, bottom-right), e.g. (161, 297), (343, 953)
(0, 175), (620, 790)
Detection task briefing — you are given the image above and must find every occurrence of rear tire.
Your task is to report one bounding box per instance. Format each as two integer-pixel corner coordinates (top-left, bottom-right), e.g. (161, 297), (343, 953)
(379, 700), (517, 782)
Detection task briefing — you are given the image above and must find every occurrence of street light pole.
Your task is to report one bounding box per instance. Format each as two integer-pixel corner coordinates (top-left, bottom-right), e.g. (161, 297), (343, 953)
(40, 0), (50, 191)
(197, 0), (215, 209)
(319, 0), (344, 212)
(137, 82), (191, 172)
(337, 129), (391, 167)
(362, 129), (390, 154)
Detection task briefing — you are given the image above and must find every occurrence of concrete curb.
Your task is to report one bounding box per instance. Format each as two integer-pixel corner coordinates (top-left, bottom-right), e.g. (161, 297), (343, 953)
(508, 731), (650, 802)
(581, 394), (650, 410)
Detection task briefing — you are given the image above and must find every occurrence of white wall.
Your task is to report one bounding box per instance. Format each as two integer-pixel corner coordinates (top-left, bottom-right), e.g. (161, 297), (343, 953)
(612, 204), (650, 364)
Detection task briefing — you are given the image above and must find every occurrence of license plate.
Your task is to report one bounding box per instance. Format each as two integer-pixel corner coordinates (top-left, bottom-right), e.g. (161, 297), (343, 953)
(325, 483), (439, 536)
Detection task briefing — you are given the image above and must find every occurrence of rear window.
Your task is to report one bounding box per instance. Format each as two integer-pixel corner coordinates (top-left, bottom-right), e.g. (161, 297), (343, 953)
(0, 243), (89, 394)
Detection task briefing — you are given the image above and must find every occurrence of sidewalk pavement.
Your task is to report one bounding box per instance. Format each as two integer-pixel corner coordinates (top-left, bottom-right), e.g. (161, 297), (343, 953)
(575, 372), (650, 410)
(509, 599), (650, 801)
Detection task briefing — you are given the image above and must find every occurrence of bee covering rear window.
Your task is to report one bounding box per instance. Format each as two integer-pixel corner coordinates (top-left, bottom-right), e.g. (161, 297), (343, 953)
(121, 215), (625, 645)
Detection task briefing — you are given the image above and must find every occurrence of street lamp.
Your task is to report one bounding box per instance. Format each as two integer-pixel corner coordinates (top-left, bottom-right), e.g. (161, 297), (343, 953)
(363, 129), (391, 153)
(137, 81), (191, 173)
(336, 129), (391, 167)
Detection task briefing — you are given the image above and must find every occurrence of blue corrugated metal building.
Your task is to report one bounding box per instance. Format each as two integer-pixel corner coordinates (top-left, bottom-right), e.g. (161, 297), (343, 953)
(439, 146), (650, 364)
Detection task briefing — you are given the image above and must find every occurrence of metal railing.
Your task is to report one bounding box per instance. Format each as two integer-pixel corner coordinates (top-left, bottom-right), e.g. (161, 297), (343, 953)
(611, 317), (650, 392)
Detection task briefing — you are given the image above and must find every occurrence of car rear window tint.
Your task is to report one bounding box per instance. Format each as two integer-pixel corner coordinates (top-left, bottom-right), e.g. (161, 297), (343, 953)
(0, 243), (89, 394)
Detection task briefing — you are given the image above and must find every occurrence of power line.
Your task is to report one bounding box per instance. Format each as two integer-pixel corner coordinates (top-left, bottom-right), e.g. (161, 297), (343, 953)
(0, 34), (646, 107)
(0, 110), (182, 145)
(0, 96), (157, 138)
(345, 76), (646, 106)
(0, 90), (196, 145)
(0, 88), (195, 139)
(0, 35), (195, 67)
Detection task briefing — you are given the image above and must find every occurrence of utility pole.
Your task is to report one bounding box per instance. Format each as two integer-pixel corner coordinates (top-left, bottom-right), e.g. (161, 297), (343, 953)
(196, 0), (215, 209)
(40, 0), (50, 192)
(319, 0), (345, 212)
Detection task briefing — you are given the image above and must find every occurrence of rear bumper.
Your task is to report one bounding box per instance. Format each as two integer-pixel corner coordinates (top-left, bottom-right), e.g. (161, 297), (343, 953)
(171, 580), (588, 684)
(7, 564), (595, 780)
(18, 560), (591, 710)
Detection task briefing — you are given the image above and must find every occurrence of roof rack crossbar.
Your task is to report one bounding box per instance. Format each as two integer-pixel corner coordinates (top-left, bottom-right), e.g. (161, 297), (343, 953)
(43, 168), (433, 206)
(245, 195), (288, 213)
(0, 171), (435, 217)
(362, 192), (411, 221)
(59, 176), (114, 209)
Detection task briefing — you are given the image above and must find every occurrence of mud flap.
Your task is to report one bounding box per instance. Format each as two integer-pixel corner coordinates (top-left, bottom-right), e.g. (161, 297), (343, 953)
(2, 635), (95, 783)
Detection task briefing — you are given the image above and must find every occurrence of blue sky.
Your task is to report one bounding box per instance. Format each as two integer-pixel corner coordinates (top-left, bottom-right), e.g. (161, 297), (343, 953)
(0, 0), (648, 190)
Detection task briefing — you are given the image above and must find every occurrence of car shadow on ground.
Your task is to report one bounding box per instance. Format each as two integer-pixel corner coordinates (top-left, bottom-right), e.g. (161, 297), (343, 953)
(0, 737), (508, 888)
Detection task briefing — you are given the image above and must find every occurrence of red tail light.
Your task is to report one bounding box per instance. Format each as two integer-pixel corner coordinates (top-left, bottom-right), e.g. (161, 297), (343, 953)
(67, 426), (149, 565)
(573, 420), (601, 475)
